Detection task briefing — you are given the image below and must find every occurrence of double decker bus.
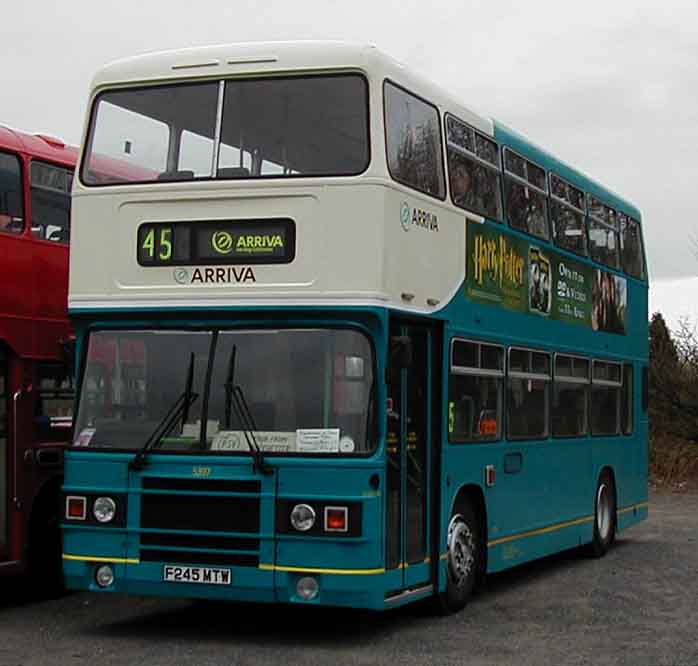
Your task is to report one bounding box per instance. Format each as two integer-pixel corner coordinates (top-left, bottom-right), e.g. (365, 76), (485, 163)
(62, 42), (648, 612)
(0, 126), (76, 587)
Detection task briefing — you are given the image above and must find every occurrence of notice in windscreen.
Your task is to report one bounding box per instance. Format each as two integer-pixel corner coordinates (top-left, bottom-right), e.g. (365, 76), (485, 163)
(210, 429), (340, 453)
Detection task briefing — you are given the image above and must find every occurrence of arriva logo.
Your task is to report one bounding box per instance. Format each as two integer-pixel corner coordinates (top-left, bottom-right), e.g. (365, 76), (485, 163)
(400, 202), (439, 233)
(173, 266), (256, 284)
(400, 202), (412, 231)
(212, 231), (234, 255)
(173, 268), (190, 284)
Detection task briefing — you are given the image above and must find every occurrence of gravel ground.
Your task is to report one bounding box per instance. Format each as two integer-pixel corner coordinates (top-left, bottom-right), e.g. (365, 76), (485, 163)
(1, 491), (696, 666)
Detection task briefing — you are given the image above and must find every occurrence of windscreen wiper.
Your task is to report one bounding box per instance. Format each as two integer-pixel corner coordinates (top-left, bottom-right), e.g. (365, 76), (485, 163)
(224, 344), (272, 475)
(232, 384), (274, 476)
(130, 352), (198, 471)
(129, 390), (198, 470)
(198, 331), (219, 449)
(224, 346), (236, 429)
(181, 352), (196, 427)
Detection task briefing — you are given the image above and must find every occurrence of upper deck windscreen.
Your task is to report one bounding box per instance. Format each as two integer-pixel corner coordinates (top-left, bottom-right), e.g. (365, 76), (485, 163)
(81, 74), (370, 185)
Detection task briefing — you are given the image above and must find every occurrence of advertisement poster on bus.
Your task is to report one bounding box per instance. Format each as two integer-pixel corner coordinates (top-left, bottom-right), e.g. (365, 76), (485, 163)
(529, 247), (552, 315)
(591, 269), (627, 334)
(466, 223), (626, 334)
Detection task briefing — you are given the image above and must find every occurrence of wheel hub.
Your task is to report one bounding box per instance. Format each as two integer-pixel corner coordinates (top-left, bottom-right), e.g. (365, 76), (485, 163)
(447, 516), (475, 588)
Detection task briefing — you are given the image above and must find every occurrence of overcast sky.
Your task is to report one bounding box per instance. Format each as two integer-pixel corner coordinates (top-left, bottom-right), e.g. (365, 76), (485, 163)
(3, 0), (697, 320)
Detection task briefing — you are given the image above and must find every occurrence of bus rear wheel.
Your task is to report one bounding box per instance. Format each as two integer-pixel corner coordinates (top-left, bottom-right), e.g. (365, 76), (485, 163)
(436, 502), (481, 614)
(587, 471), (616, 558)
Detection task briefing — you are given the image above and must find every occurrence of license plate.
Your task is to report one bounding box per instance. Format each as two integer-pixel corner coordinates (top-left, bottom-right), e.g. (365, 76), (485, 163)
(163, 565), (232, 586)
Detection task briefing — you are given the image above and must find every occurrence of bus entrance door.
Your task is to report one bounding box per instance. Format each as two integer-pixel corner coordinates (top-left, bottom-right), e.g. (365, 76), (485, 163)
(0, 353), (7, 560)
(386, 323), (433, 592)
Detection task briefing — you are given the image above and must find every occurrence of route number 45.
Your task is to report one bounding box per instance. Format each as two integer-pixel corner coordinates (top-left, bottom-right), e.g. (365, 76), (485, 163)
(141, 227), (173, 261)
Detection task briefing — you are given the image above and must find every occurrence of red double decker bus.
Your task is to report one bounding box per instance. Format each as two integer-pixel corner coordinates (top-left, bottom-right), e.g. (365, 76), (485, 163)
(0, 125), (77, 589)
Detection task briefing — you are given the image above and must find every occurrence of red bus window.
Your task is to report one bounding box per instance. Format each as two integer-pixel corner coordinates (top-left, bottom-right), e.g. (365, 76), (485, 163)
(0, 151), (25, 235)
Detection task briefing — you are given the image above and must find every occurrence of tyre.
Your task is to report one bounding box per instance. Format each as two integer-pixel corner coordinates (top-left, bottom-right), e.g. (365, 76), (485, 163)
(434, 501), (482, 614)
(587, 470), (616, 558)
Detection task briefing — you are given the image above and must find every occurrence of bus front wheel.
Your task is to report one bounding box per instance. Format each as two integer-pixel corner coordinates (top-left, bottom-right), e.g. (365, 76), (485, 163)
(436, 502), (481, 614)
(587, 470), (616, 558)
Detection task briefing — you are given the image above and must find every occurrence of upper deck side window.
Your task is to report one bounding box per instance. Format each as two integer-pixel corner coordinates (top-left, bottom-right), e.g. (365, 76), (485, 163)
(587, 195), (619, 269)
(503, 148), (548, 240)
(30, 161), (74, 244)
(445, 114), (502, 220)
(0, 151), (24, 235)
(549, 172), (587, 257)
(81, 74), (370, 185)
(618, 212), (645, 280)
(384, 81), (445, 200)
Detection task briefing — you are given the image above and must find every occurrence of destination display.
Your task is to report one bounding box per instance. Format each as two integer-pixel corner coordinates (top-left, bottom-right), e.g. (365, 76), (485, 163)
(466, 222), (627, 335)
(137, 218), (295, 266)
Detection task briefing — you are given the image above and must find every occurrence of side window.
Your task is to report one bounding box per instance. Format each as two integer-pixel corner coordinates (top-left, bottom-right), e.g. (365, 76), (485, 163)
(550, 173), (587, 256)
(591, 360), (622, 436)
(503, 149), (549, 239)
(0, 151), (24, 235)
(35, 363), (75, 442)
(507, 348), (551, 440)
(588, 196), (619, 269)
(448, 339), (504, 442)
(30, 161), (74, 244)
(86, 96), (170, 182)
(384, 81), (445, 199)
(621, 364), (634, 435)
(446, 115), (502, 220)
(619, 213), (645, 280)
(178, 129), (215, 178)
(552, 355), (589, 437)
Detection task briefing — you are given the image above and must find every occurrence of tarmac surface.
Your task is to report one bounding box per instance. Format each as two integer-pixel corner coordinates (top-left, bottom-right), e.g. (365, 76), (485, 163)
(1, 491), (696, 666)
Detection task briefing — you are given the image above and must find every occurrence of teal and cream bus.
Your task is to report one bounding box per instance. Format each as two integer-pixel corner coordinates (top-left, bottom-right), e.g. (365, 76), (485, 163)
(62, 42), (648, 612)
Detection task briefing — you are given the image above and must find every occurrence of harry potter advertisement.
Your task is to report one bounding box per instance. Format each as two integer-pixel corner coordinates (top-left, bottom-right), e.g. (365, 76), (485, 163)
(466, 223), (626, 334)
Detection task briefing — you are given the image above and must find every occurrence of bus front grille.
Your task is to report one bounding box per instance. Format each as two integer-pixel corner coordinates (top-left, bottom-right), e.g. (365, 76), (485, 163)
(139, 477), (262, 567)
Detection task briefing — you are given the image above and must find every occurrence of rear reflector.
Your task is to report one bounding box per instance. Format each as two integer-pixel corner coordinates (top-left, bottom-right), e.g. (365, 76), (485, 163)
(324, 506), (348, 532)
(66, 496), (87, 520)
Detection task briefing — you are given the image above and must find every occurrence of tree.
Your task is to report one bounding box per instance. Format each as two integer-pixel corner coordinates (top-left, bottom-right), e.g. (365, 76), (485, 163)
(649, 312), (698, 440)
(649, 312), (677, 368)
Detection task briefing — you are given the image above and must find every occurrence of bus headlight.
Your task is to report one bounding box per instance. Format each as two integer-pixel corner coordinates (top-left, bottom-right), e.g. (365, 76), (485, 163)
(290, 503), (316, 532)
(93, 497), (117, 524)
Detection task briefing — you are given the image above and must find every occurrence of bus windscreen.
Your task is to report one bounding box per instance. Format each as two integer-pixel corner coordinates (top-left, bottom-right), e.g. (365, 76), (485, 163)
(81, 74), (369, 185)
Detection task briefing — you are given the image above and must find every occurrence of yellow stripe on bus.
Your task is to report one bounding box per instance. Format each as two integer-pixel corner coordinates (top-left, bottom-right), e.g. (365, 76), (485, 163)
(617, 501), (649, 515)
(259, 563), (385, 575)
(487, 515), (594, 548)
(261, 557), (432, 575)
(62, 554), (140, 565)
(487, 502), (649, 549)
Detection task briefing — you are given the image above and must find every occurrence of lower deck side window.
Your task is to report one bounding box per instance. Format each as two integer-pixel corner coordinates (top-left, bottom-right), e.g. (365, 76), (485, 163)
(591, 385), (620, 435)
(448, 338), (504, 443)
(35, 363), (75, 442)
(507, 377), (549, 439)
(621, 364), (634, 435)
(448, 374), (501, 442)
(591, 360), (622, 436)
(507, 348), (551, 440)
(552, 383), (588, 437)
